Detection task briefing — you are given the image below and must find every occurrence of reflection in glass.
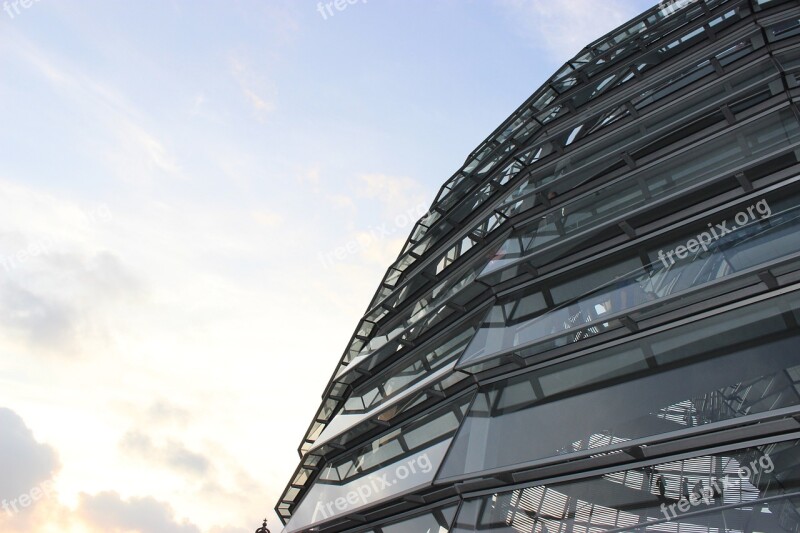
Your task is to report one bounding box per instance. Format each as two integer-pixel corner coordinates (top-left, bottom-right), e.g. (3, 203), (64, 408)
(460, 188), (800, 368)
(452, 440), (800, 532)
(322, 397), (469, 483)
(344, 326), (476, 415)
(283, 395), (472, 533)
(441, 289), (800, 480)
(497, 52), (774, 222)
(371, 504), (458, 533)
(485, 108), (800, 275)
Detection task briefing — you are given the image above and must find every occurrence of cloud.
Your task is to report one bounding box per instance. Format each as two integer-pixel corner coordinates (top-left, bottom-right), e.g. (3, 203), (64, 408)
(209, 527), (250, 533)
(357, 235), (409, 268)
(251, 210), (283, 228)
(0, 248), (142, 357)
(106, 118), (184, 183)
(295, 165), (322, 193)
(145, 400), (193, 428)
(0, 418), (228, 533)
(0, 408), (62, 533)
(82, 251), (142, 298)
(497, 0), (640, 64)
(0, 408), (60, 503)
(0, 176), (280, 527)
(328, 194), (356, 212)
(7, 32), (184, 184)
(120, 431), (211, 478)
(0, 181), (143, 357)
(230, 57), (276, 121)
(0, 281), (77, 352)
(356, 173), (429, 218)
(78, 491), (202, 533)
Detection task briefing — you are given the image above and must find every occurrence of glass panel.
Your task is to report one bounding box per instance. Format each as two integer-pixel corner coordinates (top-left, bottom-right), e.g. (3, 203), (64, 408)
(314, 366), (468, 455)
(283, 395), (472, 533)
(767, 16), (800, 42)
(486, 108), (800, 276)
(463, 189), (800, 368)
(355, 1), (762, 369)
(351, 261), (490, 377)
(381, 504), (458, 533)
(565, 7), (744, 111)
(494, 40), (765, 212)
(365, 161), (509, 327)
(344, 324), (475, 414)
(442, 289), (800, 480)
(452, 439), (800, 532)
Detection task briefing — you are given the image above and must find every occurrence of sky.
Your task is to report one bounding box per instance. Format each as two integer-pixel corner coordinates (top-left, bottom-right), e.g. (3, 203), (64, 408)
(0, 0), (656, 531)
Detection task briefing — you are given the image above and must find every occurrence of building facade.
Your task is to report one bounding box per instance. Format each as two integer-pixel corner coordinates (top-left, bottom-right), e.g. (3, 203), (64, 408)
(277, 0), (800, 530)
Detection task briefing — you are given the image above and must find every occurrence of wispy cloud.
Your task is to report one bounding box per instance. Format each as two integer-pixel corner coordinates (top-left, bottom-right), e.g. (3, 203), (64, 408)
(0, 180), (142, 357)
(230, 57), (276, 121)
(295, 165), (322, 193)
(250, 210), (283, 228)
(105, 118), (184, 183)
(6, 31), (185, 183)
(329, 193), (357, 212)
(78, 491), (202, 533)
(356, 173), (429, 218)
(120, 431), (211, 478)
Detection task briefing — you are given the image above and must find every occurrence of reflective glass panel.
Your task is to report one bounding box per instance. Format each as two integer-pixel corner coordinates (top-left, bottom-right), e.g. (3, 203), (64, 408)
(442, 289), (800, 480)
(283, 395), (472, 532)
(486, 108), (800, 275)
(461, 187), (800, 368)
(379, 504), (458, 533)
(452, 439), (800, 532)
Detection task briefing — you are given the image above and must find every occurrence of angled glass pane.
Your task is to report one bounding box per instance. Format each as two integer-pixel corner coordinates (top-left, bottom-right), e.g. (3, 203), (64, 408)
(452, 438), (800, 532)
(283, 394), (473, 533)
(485, 107), (800, 275)
(353, 239), (493, 369)
(344, 322), (477, 415)
(497, 53), (776, 219)
(312, 365), (469, 454)
(443, 288), (800, 481)
(378, 504), (458, 533)
(461, 185), (800, 368)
